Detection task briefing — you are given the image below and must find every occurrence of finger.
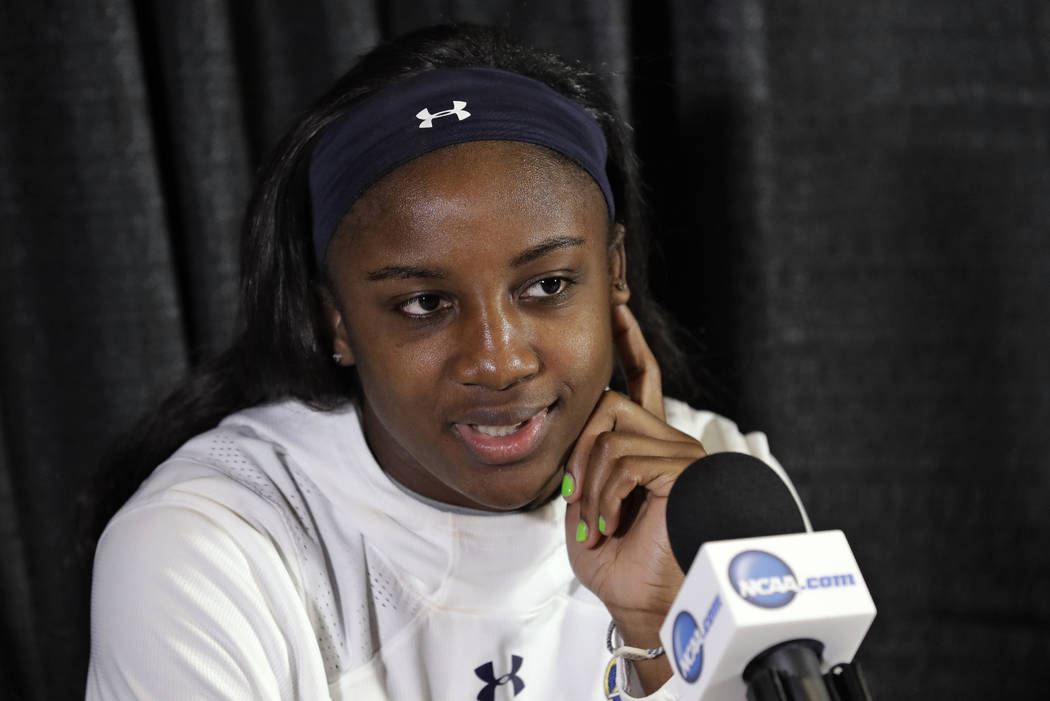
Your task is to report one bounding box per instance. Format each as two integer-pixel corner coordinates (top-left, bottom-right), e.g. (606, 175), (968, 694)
(613, 304), (664, 421)
(564, 391), (695, 504)
(577, 431), (706, 542)
(565, 498), (586, 552)
(595, 455), (699, 540)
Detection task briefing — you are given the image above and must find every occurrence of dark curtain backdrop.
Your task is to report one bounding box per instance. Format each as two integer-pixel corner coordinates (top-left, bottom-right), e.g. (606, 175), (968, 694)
(2, 1), (1048, 698)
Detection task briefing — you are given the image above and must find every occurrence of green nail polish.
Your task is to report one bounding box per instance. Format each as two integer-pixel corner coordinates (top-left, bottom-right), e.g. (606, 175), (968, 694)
(575, 520), (588, 542)
(598, 515), (607, 534)
(561, 473), (575, 498)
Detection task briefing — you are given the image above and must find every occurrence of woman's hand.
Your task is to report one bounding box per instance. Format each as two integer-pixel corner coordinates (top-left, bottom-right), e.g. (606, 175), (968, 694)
(563, 304), (707, 693)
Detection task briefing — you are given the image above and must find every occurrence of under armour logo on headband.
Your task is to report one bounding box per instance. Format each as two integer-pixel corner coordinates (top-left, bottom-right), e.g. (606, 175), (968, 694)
(416, 100), (471, 128)
(310, 68), (614, 264)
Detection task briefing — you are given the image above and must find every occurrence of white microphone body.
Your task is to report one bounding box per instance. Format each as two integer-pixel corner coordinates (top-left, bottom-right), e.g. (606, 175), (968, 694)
(659, 530), (876, 700)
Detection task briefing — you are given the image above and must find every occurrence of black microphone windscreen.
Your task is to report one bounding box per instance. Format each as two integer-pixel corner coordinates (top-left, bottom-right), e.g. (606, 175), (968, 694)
(665, 452), (807, 573)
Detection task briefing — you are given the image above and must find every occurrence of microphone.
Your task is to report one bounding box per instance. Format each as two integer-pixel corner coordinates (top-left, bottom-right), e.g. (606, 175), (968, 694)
(659, 453), (876, 700)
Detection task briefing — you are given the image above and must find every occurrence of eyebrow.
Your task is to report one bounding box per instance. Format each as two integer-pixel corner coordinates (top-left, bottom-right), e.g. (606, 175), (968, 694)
(510, 236), (586, 267)
(366, 265), (448, 281)
(364, 235), (586, 281)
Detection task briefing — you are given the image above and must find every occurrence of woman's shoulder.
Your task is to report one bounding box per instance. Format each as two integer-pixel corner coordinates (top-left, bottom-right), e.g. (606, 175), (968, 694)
(122, 398), (362, 512)
(663, 397), (773, 460)
(91, 399), (365, 691)
(96, 398), (371, 608)
(663, 397), (811, 530)
(98, 399), (338, 583)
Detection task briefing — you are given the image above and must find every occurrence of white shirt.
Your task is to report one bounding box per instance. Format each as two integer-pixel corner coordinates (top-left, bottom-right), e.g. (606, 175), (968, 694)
(87, 397), (804, 700)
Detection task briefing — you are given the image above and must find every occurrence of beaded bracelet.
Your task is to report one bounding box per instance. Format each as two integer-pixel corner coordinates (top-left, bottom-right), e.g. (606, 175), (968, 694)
(605, 620), (665, 661)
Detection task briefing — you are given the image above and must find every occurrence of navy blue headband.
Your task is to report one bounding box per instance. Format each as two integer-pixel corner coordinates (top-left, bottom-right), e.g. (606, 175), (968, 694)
(308, 67), (614, 264)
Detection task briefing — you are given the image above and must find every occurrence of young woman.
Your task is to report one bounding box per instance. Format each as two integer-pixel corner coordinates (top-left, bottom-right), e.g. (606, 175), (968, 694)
(86, 24), (806, 700)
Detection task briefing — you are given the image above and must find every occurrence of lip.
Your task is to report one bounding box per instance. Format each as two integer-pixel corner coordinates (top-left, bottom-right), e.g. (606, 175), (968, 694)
(452, 403), (555, 465)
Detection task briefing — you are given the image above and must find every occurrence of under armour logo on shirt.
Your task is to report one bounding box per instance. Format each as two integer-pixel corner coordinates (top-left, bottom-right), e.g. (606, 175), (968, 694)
(416, 100), (471, 128)
(474, 655), (525, 701)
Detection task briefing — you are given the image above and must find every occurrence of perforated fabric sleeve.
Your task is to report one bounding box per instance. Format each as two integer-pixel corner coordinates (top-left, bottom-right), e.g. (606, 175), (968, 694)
(86, 496), (331, 700)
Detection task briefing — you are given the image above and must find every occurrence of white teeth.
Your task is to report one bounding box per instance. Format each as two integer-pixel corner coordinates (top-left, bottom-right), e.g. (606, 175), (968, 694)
(472, 421), (526, 437)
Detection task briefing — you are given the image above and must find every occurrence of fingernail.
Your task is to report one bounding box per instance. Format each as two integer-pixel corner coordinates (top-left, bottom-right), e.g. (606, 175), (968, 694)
(598, 515), (607, 534)
(575, 520), (588, 542)
(561, 473), (575, 498)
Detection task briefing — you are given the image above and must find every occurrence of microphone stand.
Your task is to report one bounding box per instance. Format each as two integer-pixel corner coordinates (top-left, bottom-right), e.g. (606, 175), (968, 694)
(743, 640), (873, 701)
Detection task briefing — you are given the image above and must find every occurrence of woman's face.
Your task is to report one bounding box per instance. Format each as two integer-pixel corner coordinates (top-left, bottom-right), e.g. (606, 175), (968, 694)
(324, 140), (628, 511)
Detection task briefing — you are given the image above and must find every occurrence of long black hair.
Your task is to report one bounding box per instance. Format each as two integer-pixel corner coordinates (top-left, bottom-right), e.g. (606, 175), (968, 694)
(82, 23), (695, 548)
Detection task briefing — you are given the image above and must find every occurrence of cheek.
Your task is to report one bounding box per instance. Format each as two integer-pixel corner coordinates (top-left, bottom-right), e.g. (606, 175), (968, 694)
(546, 307), (615, 390)
(354, 342), (442, 402)
(344, 316), (446, 418)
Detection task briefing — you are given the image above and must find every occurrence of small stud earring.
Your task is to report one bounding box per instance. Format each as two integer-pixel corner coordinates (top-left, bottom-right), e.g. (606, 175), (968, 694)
(332, 353), (343, 364)
(614, 280), (627, 291)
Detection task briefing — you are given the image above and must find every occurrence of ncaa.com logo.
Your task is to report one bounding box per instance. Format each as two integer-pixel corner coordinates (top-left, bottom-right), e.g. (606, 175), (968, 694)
(672, 611), (704, 683)
(729, 550), (857, 608)
(671, 594), (722, 684)
(729, 550), (798, 608)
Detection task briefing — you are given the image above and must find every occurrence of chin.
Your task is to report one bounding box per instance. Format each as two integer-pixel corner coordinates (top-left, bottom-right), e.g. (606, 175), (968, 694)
(464, 467), (561, 512)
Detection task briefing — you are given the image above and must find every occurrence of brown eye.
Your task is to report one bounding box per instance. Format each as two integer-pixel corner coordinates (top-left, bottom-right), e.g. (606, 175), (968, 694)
(417, 295), (441, 311)
(524, 277), (570, 298)
(540, 278), (563, 294)
(399, 294), (449, 317)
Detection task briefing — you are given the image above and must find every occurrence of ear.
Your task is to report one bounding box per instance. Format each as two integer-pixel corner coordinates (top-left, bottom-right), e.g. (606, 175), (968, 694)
(608, 223), (630, 306)
(318, 286), (355, 367)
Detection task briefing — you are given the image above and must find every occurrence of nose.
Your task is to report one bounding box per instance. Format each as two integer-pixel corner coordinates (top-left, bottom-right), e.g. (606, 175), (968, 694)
(448, 302), (540, 390)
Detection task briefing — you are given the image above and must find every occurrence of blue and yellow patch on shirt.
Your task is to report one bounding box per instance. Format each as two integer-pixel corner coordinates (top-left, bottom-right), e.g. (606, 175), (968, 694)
(603, 657), (622, 700)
